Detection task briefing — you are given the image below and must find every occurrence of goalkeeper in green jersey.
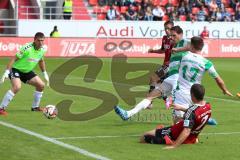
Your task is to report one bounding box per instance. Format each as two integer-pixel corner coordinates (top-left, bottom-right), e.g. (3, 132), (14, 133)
(0, 32), (49, 115)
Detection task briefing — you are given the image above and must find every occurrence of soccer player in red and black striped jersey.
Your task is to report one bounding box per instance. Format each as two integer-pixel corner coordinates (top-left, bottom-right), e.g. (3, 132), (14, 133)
(148, 21), (175, 93)
(140, 84), (212, 149)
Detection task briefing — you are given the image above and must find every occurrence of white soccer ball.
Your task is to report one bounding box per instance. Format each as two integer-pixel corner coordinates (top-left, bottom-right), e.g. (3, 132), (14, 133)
(43, 105), (58, 119)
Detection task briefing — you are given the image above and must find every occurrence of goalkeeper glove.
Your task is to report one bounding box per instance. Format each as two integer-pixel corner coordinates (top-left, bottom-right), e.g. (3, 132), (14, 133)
(42, 71), (49, 86)
(0, 69), (10, 84)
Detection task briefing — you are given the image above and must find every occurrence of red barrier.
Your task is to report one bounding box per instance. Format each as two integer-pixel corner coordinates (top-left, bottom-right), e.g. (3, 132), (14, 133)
(0, 37), (240, 57)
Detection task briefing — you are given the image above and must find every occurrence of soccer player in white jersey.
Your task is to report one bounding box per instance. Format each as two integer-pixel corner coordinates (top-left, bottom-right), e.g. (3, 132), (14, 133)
(114, 26), (189, 121)
(0, 32), (49, 115)
(172, 36), (233, 123)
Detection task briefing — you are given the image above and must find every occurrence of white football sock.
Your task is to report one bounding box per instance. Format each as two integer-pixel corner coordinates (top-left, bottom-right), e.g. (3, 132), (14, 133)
(127, 99), (151, 117)
(32, 91), (43, 108)
(0, 90), (15, 109)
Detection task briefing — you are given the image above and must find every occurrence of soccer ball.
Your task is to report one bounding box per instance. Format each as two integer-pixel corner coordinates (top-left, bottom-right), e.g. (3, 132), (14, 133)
(43, 105), (58, 119)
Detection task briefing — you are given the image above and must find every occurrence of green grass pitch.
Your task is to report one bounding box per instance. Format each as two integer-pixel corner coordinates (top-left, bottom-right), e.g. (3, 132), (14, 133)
(0, 58), (240, 160)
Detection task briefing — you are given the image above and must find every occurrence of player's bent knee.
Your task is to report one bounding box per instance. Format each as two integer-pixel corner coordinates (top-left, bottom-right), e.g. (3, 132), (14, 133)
(37, 82), (45, 91)
(12, 85), (21, 93)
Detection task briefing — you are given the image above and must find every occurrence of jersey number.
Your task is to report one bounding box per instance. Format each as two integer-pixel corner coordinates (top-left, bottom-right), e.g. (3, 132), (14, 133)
(195, 115), (209, 131)
(182, 65), (199, 82)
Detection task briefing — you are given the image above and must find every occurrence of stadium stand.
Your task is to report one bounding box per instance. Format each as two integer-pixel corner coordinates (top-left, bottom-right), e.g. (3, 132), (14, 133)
(18, 0), (39, 19)
(72, 0), (91, 20)
(88, 0), (240, 21)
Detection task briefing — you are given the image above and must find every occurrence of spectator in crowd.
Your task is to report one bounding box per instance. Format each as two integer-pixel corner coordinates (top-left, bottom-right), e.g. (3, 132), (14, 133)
(189, 0), (203, 10)
(197, 5), (207, 21)
(137, 5), (145, 20)
(50, 26), (61, 37)
(124, 0), (136, 6)
(235, 7), (240, 21)
(152, 5), (165, 21)
(125, 4), (137, 20)
(204, 0), (212, 6)
(63, 0), (72, 20)
(144, 6), (153, 21)
(223, 8), (232, 21)
(177, 1), (189, 16)
(214, 7), (223, 21)
(216, 0), (223, 10)
(200, 26), (209, 39)
(141, 0), (151, 11)
(165, 0), (174, 15)
(170, 11), (179, 21)
(208, 0), (218, 16)
(106, 5), (120, 20)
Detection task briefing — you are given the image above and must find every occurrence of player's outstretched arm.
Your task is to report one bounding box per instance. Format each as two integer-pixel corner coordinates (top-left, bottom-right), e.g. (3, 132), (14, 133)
(0, 56), (18, 84)
(148, 48), (165, 54)
(163, 128), (191, 149)
(214, 76), (233, 96)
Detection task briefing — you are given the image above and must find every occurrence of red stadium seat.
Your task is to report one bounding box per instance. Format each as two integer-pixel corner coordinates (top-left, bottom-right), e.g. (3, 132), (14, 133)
(162, 15), (169, 21)
(101, 5), (110, 13)
(135, 0), (142, 3)
(179, 15), (187, 21)
(171, 0), (179, 7)
(97, 13), (106, 20)
(113, 5), (120, 13)
(152, 0), (160, 6)
(192, 7), (200, 14)
(203, 7), (209, 16)
(120, 6), (128, 14)
(0, 0), (9, 9)
(93, 6), (101, 14)
(0, 21), (4, 33)
(160, 0), (168, 7)
(89, 0), (98, 6)
(226, 7), (235, 15)
(222, 0), (230, 7)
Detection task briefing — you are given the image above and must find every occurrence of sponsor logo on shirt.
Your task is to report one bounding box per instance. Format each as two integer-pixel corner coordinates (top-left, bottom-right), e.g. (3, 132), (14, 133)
(28, 58), (40, 62)
(184, 120), (190, 127)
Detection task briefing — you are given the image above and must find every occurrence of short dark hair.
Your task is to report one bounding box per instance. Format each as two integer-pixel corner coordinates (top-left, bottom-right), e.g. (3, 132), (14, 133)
(34, 32), (45, 39)
(190, 84), (205, 101)
(191, 36), (204, 51)
(164, 21), (174, 26)
(170, 25), (183, 34)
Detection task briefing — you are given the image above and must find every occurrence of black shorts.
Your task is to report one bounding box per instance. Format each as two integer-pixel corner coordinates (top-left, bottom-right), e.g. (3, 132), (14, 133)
(155, 65), (169, 82)
(144, 127), (172, 144)
(9, 68), (37, 83)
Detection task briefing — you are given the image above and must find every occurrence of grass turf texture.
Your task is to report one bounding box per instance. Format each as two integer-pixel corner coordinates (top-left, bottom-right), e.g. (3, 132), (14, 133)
(0, 58), (240, 160)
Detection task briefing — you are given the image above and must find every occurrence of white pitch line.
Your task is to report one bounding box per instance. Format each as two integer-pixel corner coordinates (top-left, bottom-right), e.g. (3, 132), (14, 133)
(0, 121), (110, 160)
(52, 132), (240, 140)
(53, 135), (139, 140)
(205, 96), (240, 104)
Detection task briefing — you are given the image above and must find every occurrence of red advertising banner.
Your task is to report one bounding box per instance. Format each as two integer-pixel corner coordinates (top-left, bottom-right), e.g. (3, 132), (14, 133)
(0, 37), (240, 57)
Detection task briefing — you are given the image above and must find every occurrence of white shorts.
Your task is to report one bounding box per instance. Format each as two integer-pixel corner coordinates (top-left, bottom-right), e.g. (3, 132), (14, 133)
(172, 89), (193, 118)
(155, 74), (178, 97)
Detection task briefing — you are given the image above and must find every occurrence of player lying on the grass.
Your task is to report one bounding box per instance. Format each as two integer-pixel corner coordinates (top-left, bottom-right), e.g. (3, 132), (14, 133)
(114, 26), (189, 120)
(140, 84), (211, 149)
(147, 21), (174, 109)
(0, 32), (49, 116)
